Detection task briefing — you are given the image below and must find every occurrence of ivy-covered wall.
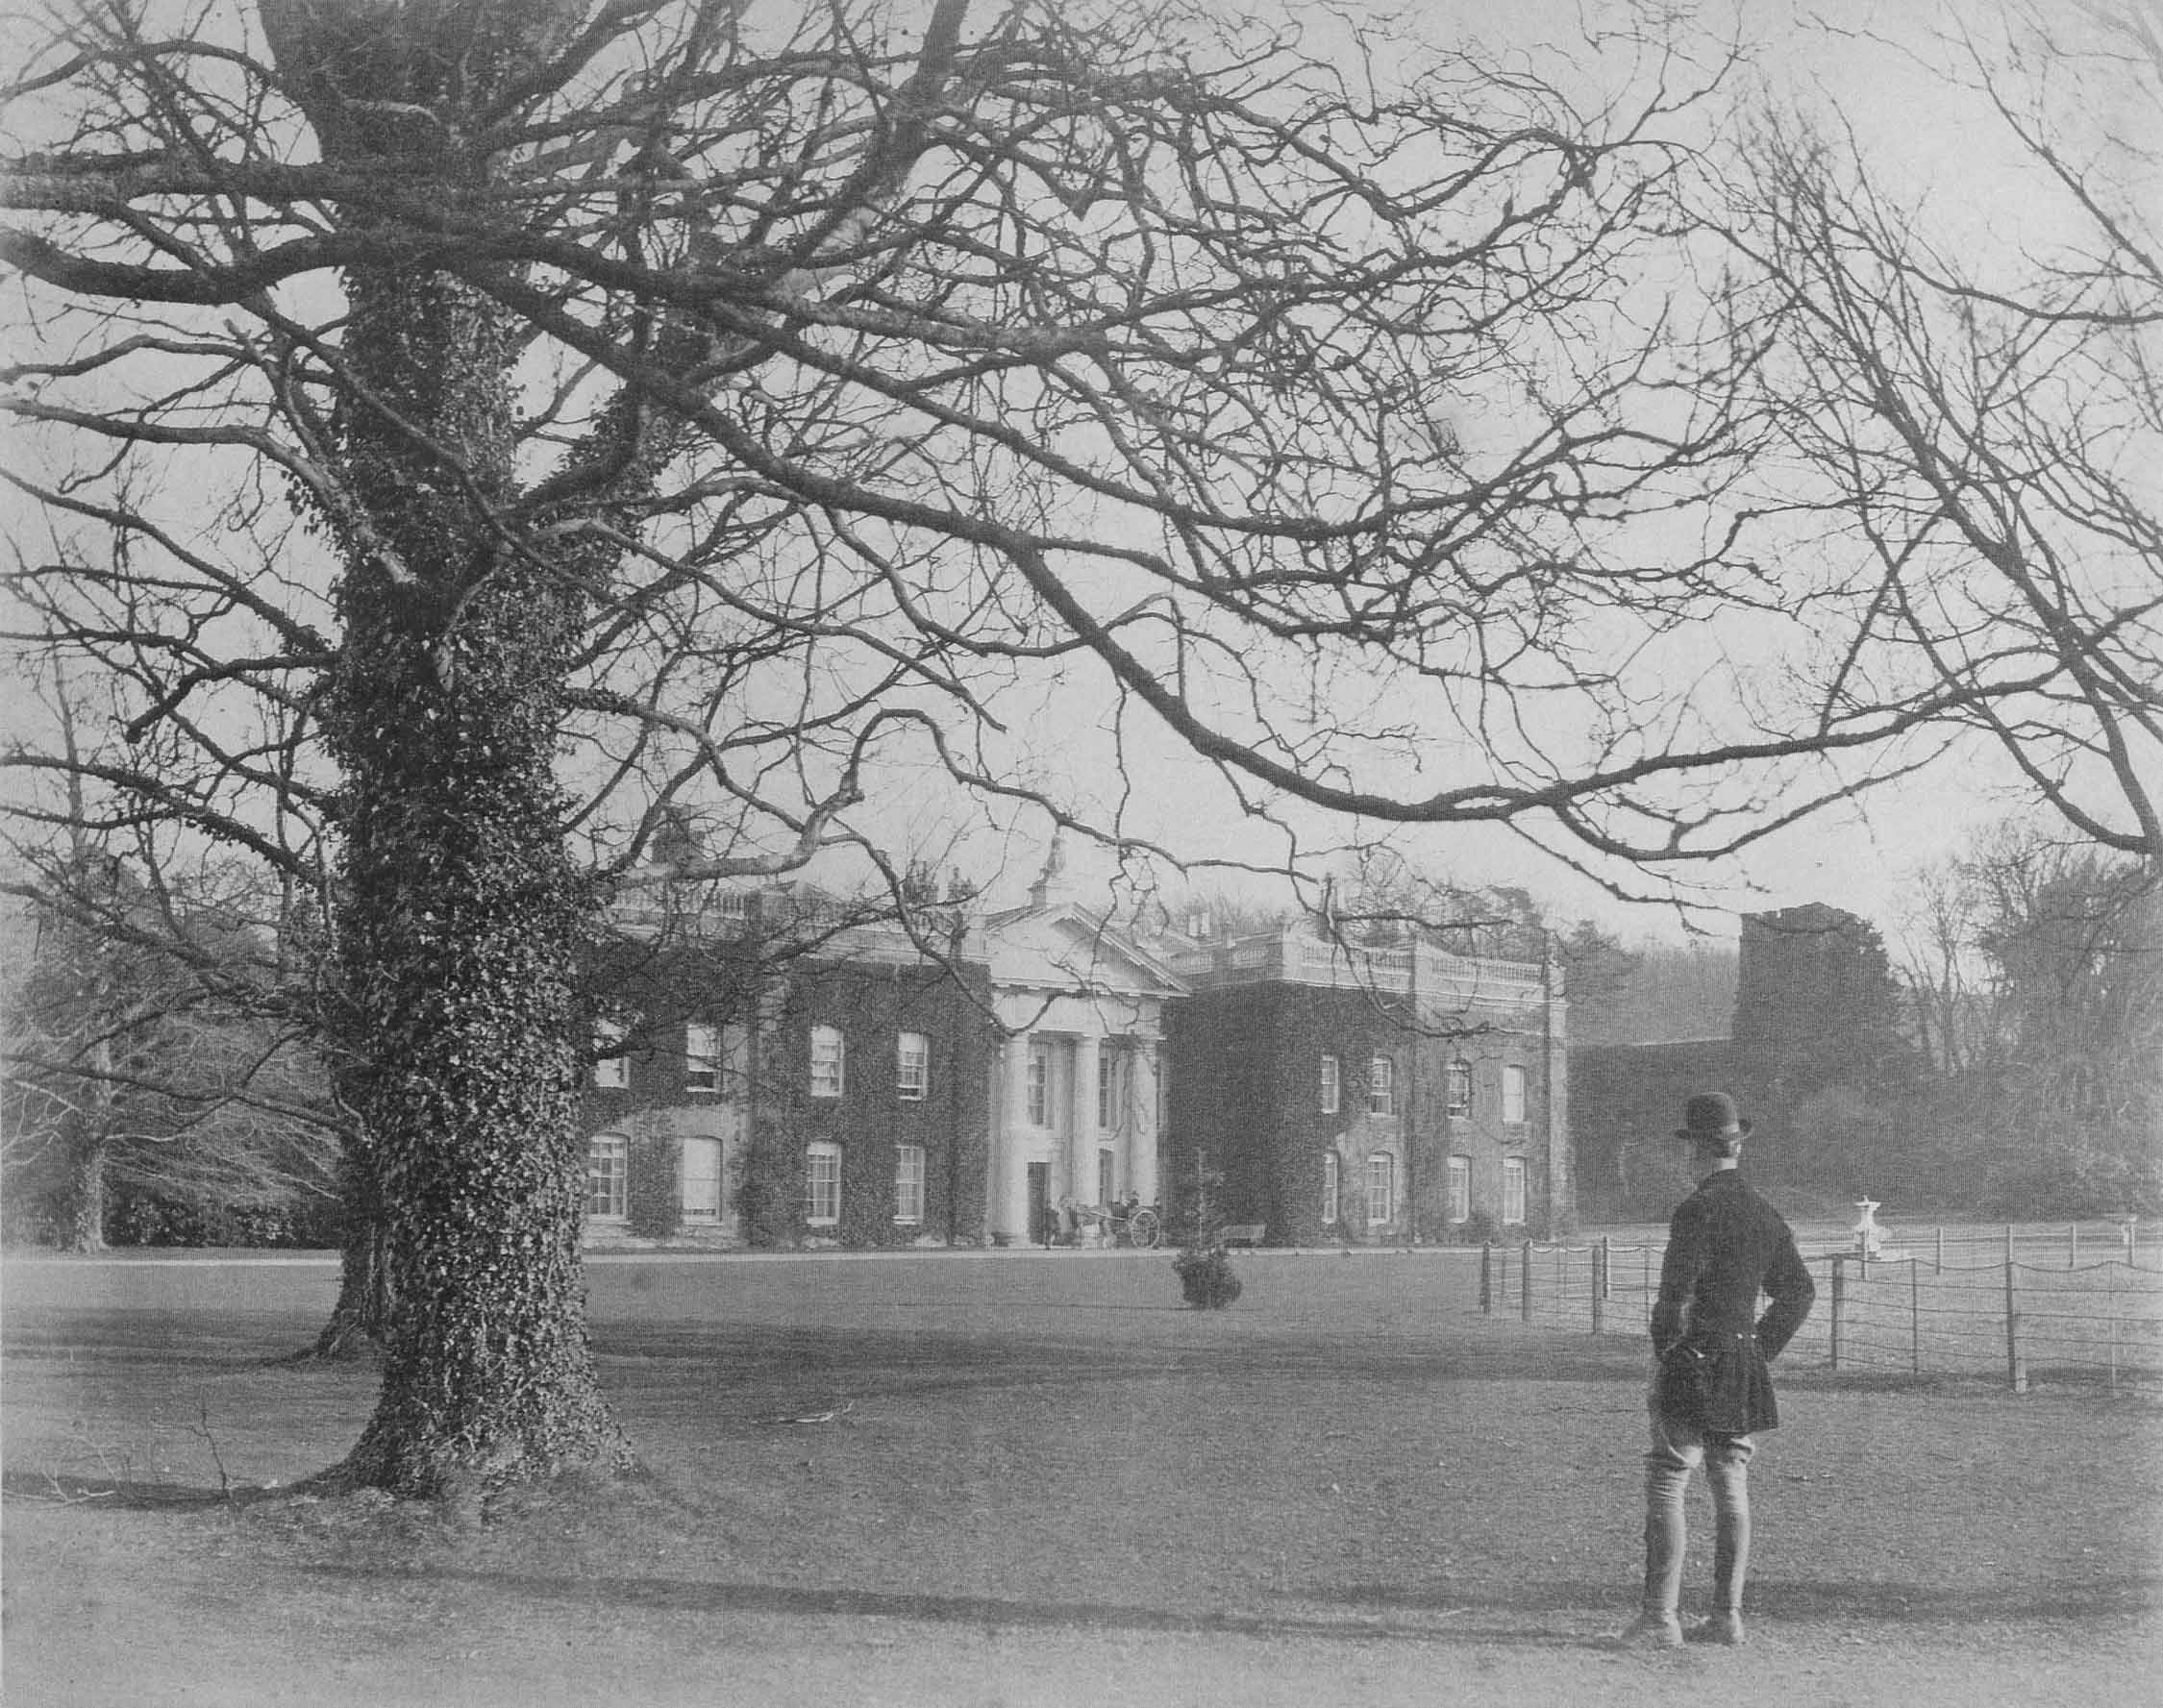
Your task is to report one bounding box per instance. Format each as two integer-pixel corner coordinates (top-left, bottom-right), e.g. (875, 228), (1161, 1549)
(1167, 982), (1418, 1244)
(745, 957), (995, 1250)
(1167, 978), (1562, 1245)
(579, 938), (992, 1250)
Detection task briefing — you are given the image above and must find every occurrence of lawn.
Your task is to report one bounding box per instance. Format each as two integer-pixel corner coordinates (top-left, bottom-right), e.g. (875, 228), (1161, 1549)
(4, 1246), (2158, 1707)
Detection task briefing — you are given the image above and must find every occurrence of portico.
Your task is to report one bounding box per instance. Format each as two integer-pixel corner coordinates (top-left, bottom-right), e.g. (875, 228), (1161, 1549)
(981, 858), (1183, 1246)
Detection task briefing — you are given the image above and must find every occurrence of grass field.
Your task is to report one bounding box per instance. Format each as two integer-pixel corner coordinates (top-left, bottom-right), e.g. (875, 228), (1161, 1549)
(4, 1245), (2159, 1707)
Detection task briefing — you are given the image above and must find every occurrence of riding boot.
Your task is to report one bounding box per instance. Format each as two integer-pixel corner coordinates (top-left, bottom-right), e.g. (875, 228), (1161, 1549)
(1624, 1458), (1688, 1647)
(1692, 1452), (1752, 1646)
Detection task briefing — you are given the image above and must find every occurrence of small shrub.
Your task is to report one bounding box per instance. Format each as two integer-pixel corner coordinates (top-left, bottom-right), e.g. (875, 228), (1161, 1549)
(1172, 1245), (1243, 1309)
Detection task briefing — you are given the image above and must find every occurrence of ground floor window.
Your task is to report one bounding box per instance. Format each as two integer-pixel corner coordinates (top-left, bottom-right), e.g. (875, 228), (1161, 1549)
(1366, 1152), (1394, 1225)
(1322, 1150), (1339, 1225)
(681, 1136), (722, 1222)
(1448, 1154), (1470, 1224)
(895, 1144), (925, 1225)
(807, 1142), (842, 1226)
(1502, 1155), (1527, 1225)
(586, 1135), (628, 1221)
(1098, 1147), (1115, 1207)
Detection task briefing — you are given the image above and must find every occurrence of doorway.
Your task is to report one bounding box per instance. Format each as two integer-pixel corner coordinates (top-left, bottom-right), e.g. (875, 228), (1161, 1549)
(1028, 1160), (1050, 1246)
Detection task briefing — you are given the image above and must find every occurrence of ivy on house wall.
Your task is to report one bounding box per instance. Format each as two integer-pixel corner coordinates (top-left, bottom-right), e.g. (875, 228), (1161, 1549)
(625, 1118), (682, 1240)
(1169, 983), (1417, 1245)
(746, 957), (995, 1250)
(1169, 978), (1559, 1246)
(573, 935), (994, 1249)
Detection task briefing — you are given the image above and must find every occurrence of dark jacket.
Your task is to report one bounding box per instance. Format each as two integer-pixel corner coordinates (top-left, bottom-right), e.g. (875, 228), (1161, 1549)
(1650, 1169), (1815, 1434)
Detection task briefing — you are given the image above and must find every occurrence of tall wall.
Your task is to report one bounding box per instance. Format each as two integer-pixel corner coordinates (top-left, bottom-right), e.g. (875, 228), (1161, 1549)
(1166, 976), (1565, 1244)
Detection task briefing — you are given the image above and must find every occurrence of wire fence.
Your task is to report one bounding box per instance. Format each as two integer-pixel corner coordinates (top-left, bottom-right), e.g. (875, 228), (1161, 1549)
(1480, 1222), (2162, 1395)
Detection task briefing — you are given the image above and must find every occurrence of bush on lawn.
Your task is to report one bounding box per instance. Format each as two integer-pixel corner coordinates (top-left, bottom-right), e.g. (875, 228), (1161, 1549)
(1172, 1244), (1242, 1309)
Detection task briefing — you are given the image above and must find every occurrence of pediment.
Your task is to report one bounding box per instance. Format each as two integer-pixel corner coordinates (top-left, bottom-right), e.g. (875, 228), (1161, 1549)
(982, 904), (1188, 999)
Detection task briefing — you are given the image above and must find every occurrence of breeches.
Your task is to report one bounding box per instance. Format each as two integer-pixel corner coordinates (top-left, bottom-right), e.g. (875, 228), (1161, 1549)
(1641, 1381), (1754, 1613)
(1645, 1382), (1755, 1481)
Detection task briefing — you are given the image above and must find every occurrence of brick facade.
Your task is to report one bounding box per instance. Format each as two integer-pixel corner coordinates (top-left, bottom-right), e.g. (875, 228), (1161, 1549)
(580, 905), (995, 1250)
(1165, 928), (1569, 1243)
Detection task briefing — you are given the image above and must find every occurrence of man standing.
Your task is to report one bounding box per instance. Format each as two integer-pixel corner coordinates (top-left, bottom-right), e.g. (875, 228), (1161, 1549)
(1622, 1093), (1816, 1648)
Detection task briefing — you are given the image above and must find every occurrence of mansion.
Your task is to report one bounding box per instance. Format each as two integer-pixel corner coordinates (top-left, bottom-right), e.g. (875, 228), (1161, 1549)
(581, 855), (1570, 1250)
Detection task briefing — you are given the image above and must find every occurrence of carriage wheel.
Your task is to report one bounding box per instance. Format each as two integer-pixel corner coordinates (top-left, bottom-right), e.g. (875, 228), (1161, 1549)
(1128, 1208), (1161, 1249)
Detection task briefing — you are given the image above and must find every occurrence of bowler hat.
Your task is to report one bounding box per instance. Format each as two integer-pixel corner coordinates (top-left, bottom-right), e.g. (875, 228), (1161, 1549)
(1676, 1092), (1751, 1141)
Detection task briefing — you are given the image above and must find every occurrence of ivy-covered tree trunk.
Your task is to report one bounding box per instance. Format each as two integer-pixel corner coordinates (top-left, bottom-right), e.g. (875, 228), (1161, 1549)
(267, 0), (628, 1494)
(310, 1147), (392, 1359)
(319, 260), (626, 1491)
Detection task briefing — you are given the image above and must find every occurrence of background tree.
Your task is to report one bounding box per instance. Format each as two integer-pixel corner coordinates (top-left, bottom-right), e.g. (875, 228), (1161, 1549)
(1884, 822), (2159, 1217)
(1962, 830), (2160, 1215)
(3, 840), (339, 1251)
(2, 672), (338, 1250)
(2, 0), (2097, 1496)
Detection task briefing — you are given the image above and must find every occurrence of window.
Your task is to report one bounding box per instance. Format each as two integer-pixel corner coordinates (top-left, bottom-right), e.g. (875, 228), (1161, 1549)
(1321, 1151), (1340, 1226)
(895, 1144), (925, 1225)
(684, 1023), (720, 1093)
(1368, 1054), (1395, 1117)
(593, 1021), (629, 1090)
(1366, 1152), (1394, 1225)
(1098, 1148), (1116, 1206)
(1503, 1063), (1528, 1126)
(1448, 1154), (1471, 1224)
(897, 1031), (930, 1102)
(1319, 1053), (1340, 1114)
(1503, 1156), (1527, 1225)
(810, 1025), (845, 1099)
(585, 1135), (627, 1220)
(806, 1142), (841, 1225)
(681, 1136), (722, 1222)
(1097, 1049), (1122, 1128)
(1445, 1058), (1473, 1118)
(1027, 1040), (1051, 1126)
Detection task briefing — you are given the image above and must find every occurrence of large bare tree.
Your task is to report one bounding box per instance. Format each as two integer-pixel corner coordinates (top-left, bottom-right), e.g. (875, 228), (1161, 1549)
(0, 0), (1980, 1495)
(1719, 3), (2163, 861)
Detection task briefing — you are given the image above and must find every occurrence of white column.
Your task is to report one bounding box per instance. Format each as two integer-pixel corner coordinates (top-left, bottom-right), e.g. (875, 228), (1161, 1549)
(1071, 1034), (1100, 1220)
(1131, 1040), (1160, 1206)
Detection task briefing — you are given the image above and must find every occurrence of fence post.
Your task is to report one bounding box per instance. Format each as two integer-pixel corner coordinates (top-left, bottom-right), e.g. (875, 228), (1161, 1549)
(2004, 1251), (2026, 1394)
(2070, 1222), (2078, 1270)
(1935, 1225), (1944, 1275)
(1591, 1238), (1608, 1335)
(2107, 1265), (2120, 1398)
(1521, 1238), (1534, 1323)
(1829, 1255), (1844, 1371)
(1480, 1242), (1493, 1314)
(1910, 1256), (1922, 1376)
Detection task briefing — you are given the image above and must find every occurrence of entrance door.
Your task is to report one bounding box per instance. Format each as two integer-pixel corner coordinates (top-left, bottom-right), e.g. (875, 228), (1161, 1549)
(1028, 1161), (1050, 1246)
